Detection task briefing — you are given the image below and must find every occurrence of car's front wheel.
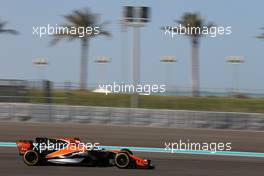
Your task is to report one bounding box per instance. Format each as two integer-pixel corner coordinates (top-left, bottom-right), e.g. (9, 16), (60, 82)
(114, 152), (130, 169)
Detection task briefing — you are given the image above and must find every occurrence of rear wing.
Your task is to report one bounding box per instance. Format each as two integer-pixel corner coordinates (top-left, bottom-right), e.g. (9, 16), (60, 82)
(16, 140), (33, 155)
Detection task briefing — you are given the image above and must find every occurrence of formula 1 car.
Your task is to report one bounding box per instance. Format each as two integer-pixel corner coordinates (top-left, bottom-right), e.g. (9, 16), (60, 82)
(16, 137), (154, 169)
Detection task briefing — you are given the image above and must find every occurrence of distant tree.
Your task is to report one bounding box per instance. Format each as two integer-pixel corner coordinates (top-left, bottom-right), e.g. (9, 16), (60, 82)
(257, 28), (264, 39)
(51, 8), (110, 90)
(164, 13), (213, 96)
(0, 19), (18, 35)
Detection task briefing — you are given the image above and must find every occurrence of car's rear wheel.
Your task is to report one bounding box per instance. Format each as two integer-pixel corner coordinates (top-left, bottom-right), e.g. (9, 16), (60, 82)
(23, 150), (40, 166)
(115, 152), (130, 169)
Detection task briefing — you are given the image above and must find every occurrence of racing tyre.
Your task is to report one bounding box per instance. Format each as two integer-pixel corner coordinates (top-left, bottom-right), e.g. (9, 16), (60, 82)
(115, 152), (130, 169)
(23, 150), (40, 166)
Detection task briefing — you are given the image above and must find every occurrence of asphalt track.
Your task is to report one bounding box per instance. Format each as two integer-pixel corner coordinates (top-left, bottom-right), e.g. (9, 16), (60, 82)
(1, 121), (264, 176)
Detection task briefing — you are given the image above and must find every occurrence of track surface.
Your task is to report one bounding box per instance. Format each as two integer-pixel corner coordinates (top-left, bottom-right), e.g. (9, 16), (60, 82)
(1, 121), (264, 176)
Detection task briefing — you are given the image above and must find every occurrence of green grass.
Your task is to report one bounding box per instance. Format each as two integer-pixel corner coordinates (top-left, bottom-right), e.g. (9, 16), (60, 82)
(23, 90), (264, 114)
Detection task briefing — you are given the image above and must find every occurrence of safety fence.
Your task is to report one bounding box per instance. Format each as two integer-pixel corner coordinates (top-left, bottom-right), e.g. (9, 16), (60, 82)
(0, 103), (264, 131)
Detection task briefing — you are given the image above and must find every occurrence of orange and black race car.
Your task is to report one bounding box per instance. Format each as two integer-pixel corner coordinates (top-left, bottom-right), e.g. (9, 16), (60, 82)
(16, 137), (154, 169)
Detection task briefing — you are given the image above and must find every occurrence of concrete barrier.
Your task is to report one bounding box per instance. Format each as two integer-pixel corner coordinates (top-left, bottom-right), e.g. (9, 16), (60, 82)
(1, 103), (264, 131)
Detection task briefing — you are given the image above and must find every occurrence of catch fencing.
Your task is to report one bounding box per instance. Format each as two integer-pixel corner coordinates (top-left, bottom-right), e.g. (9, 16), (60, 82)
(0, 103), (264, 131)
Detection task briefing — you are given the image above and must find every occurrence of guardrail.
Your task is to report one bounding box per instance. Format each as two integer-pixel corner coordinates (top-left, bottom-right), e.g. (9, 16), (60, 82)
(0, 103), (264, 131)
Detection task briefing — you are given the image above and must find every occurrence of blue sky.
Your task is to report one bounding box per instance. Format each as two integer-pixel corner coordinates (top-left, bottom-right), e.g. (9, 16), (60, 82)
(0, 0), (263, 91)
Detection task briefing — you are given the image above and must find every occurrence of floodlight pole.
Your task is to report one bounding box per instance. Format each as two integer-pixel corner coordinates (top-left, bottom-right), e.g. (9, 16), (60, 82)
(123, 6), (150, 108)
(226, 56), (244, 94)
(121, 20), (129, 84)
(95, 56), (110, 87)
(160, 56), (177, 92)
(232, 64), (238, 92)
(33, 58), (48, 81)
(131, 24), (141, 107)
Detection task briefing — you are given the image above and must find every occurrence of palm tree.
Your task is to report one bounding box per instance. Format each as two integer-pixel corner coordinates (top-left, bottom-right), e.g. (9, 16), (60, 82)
(257, 28), (264, 39)
(0, 19), (18, 35)
(51, 9), (110, 90)
(166, 13), (213, 96)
